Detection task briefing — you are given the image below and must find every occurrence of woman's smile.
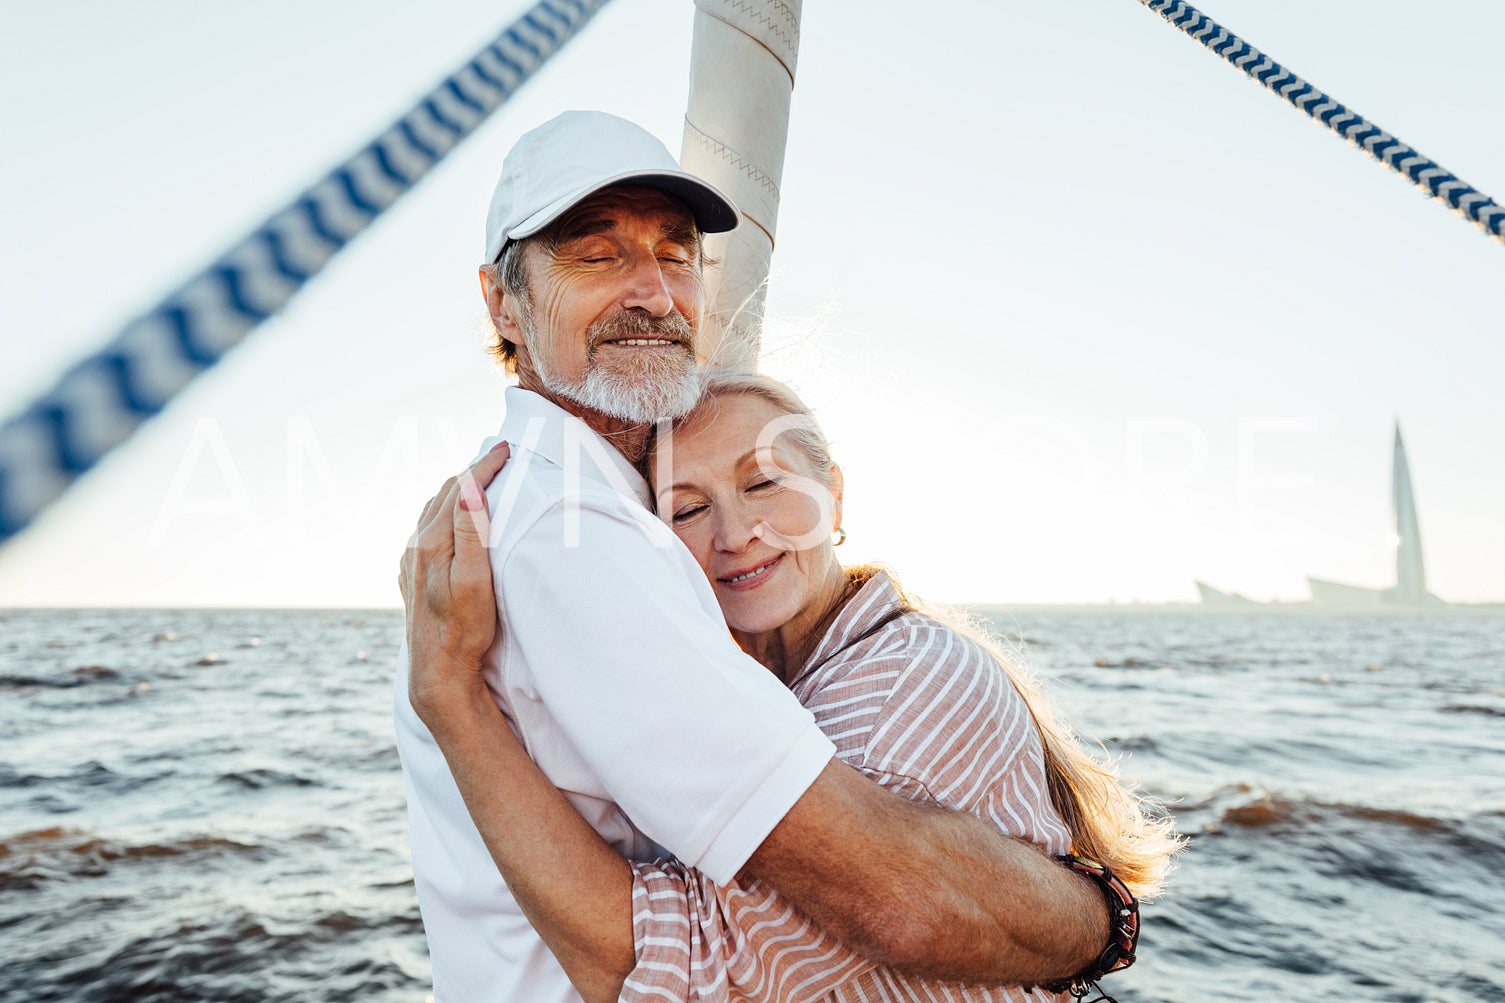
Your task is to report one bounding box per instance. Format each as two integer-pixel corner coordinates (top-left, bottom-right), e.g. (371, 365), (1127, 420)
(718, 553), (784, 591)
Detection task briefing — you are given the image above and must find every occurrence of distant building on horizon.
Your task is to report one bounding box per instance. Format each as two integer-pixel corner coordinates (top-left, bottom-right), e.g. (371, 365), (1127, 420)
(1199, 422), (1444, 607)
(1193, 580), (1261, 606)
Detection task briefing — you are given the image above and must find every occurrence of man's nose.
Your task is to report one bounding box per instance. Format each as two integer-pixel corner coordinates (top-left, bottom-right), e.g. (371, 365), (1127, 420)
(619, 255), (675, 317)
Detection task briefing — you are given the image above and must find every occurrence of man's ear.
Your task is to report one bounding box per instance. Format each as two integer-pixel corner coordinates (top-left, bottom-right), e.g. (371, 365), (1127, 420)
(479, 266), (525, 343)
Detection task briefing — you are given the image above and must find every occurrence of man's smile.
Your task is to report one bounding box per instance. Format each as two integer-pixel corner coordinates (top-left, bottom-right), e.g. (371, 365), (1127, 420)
(600, 337), (682, 347)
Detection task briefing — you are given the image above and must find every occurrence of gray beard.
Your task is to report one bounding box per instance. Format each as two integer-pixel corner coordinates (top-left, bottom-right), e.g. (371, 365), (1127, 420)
(534, 311), (704, 423)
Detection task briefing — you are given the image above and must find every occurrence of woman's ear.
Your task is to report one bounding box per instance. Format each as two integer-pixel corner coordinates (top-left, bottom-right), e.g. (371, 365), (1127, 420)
(829, 464), (844, 530)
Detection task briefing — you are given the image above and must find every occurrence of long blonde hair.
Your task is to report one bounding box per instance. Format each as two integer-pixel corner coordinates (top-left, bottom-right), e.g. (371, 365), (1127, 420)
(654, 372), (1183, 898)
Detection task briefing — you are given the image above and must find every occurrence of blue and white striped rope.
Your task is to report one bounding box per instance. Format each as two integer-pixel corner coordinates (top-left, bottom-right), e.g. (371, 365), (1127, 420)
(1138, 0), (1505, 246)
(0, 0), (610, 544)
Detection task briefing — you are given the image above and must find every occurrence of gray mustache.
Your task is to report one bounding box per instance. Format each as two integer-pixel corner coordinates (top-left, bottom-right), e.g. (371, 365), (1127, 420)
(588, 310), (696, 347)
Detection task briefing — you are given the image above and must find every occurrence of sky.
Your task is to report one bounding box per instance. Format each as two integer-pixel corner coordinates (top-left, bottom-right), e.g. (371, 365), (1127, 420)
(0, 0), (1501, 607)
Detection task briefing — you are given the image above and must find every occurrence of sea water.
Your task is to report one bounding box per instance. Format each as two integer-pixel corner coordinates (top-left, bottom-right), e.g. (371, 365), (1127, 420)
(2, 606), (1502, 1002)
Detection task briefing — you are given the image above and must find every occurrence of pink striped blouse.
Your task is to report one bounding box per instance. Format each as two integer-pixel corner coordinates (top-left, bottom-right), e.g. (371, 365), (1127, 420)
(620, 570), (1074, 1003)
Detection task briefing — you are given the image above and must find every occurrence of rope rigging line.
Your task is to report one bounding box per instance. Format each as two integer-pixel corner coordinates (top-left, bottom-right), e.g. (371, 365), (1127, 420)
(1137, 0), (1505, 247)
(0, 0), (611, 545)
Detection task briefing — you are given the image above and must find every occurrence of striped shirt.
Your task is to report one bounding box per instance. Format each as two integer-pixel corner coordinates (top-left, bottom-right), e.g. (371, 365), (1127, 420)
(621, 571), (1074, 1003)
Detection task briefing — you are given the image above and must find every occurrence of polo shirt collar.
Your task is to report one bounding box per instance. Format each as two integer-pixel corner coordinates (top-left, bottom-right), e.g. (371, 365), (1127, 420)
(498, 386), (653, 510)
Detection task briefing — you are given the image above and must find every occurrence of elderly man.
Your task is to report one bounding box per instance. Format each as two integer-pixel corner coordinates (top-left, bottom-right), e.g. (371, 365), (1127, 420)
(396, 111), (1112, 1003)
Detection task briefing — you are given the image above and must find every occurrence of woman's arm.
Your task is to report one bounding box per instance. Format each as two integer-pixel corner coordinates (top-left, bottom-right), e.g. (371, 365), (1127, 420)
(401, 444), (635, 1003)
(417, 684), (637, 1003)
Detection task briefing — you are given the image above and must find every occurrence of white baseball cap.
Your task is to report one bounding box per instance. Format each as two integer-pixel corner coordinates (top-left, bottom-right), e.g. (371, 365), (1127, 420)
(483, 110), (740, 262)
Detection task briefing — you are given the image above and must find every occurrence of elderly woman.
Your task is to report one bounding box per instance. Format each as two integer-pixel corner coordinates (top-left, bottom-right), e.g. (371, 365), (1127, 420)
(403, 374), (1179, 1003)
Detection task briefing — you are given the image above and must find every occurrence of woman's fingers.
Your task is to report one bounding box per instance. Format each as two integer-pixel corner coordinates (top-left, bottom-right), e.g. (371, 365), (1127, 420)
(420, 479), (452, 524)
(448, 445), (509, 648)
(405, 442), (507, 554)
(406, 475), (456, 551)
(454, 442), (509, 543)
(470, 440), (511, 491)
(402, 474), (463, 609)
(401, 442), (512, 660)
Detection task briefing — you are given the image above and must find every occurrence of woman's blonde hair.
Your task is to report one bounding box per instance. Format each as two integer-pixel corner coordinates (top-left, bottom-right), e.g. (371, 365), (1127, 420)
(642, 370), (836, 486)
(652, 372), (1182, 898)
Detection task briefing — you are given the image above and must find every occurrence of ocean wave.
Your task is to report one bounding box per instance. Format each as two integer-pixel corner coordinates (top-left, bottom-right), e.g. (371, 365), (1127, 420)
(1189, 789), (1505, 907)
(215, 769), (320, 791)
(0, 665), (121, 689)
(0, 827), (263, 891)
(1144, 782), (1505, 1000)
(1090, 656), (1155, 669)
(2, 904), (425, 1003)
(1201, 791), (1478, 836)
(1442, 703), (1505, 718)
(1107, 735), (1160, 753)
(1084, 651), (1258, 673)
(1418, 677), (1505, 697)
(0, 760), (171, 797)
(0, 765), (44, 789)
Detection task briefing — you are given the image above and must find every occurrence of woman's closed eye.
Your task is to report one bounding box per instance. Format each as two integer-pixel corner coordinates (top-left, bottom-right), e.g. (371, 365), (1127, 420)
(672, 502), (708, 523)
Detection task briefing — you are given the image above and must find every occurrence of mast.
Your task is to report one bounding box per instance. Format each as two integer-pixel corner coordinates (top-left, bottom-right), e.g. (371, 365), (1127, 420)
(1392, 422), (1427, 603)
(680, 0), (802, 371)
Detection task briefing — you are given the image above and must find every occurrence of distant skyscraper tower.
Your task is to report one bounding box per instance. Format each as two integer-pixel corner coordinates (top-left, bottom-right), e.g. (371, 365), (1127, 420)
(1203, 424), (1442, 607)
(1302, 421), (1440, 607)
(1391, 423), (1427, 604)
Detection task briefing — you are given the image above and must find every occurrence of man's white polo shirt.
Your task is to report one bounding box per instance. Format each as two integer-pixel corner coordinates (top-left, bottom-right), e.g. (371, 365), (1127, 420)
(394, 387), (836, 1003)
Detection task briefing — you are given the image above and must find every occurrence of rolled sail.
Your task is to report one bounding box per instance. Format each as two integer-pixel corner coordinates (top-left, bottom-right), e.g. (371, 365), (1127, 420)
(681, 0), (802, 371)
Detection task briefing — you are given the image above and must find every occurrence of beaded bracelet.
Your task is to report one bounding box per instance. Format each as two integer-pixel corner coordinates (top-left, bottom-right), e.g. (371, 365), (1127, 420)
(1035, 855), (1140, 1001)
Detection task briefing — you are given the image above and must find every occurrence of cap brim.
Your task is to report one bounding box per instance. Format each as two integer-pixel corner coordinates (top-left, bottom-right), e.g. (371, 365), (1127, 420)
(506, 169), (741, 247)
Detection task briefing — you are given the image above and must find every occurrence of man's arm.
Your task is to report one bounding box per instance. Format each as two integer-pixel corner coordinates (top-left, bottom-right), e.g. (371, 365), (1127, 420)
(401, 450), (1108, 989)
(749, 759), (1107, 984)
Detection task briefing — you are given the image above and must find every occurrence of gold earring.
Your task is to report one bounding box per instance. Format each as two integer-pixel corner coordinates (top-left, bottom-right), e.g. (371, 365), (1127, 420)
(834, 526), (847, 546)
